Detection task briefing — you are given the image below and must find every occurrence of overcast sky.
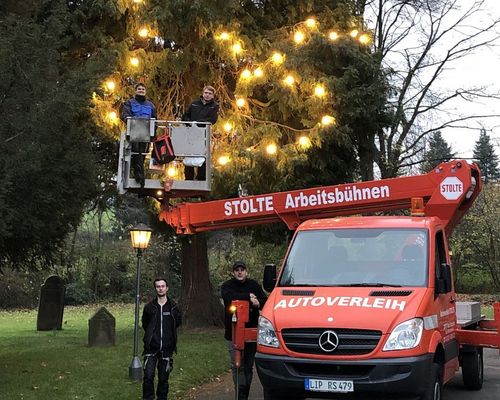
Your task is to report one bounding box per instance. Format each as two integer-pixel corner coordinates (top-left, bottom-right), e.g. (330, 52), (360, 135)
(438, 1), (500, 158)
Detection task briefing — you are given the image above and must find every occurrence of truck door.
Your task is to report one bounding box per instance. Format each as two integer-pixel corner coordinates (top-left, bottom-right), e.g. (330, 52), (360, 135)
(434, 230), (459, 379)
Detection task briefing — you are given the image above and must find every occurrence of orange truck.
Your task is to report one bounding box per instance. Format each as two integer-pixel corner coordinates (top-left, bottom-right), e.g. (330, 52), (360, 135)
(156, 160), (499, 400)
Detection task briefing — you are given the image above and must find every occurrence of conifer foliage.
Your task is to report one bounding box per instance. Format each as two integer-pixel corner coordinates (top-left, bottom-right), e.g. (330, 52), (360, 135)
(473, 129), (500, 182)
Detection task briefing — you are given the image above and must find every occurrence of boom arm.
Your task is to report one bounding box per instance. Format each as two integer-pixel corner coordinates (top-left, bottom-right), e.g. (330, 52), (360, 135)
(160, 160), (482, 235)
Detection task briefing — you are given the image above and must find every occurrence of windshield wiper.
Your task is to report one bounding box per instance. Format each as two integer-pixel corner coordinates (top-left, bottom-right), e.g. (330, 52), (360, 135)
(336, 283), (402, 287)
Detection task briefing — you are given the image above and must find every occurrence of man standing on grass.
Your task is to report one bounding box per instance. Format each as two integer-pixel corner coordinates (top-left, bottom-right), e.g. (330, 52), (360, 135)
(221, 261), (267, 400)
(141, 278), (182, 400)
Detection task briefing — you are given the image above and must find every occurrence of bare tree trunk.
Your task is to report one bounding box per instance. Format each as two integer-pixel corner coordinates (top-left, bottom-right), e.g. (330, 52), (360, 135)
(179, 233), (224, 328)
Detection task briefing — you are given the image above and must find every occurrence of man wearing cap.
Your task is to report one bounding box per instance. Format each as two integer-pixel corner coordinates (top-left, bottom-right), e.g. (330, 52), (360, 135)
(221, 261), (267, 400)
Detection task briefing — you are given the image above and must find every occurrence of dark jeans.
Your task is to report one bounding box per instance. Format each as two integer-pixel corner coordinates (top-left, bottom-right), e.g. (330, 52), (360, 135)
(227, 340), (257, 400)
(184, 163), (206, 181)
(131, 142), (149, 182)
(143, 353), (173, 400)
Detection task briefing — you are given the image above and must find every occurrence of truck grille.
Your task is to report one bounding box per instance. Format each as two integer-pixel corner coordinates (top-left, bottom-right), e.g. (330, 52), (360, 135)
(281, 328), (381, 355)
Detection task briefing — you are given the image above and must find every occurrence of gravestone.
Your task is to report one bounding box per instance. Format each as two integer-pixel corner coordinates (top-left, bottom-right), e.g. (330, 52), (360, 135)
(37, 276), (66, 331)
(88, 307), (116, 347)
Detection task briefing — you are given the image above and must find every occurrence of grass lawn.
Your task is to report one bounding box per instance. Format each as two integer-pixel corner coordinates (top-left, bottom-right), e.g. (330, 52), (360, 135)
(0, 304), (228, 400)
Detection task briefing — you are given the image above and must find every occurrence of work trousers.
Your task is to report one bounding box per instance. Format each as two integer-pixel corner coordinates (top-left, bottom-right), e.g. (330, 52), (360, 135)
(184, 163), (206, 181)
(143, 353), (173, 400)
(131, 142), (149, 183)
(226, 340), (257, 400)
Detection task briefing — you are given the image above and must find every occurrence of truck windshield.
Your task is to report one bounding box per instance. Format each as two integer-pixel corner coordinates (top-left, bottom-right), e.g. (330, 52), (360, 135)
(279, 229), (428, 287)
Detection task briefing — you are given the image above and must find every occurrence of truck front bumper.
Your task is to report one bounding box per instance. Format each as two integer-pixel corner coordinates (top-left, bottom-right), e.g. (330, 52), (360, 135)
(255, 352), (434, 398)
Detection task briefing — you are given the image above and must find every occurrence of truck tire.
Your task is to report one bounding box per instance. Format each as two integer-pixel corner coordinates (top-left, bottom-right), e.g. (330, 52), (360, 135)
(462, 347), (483, 390)
(263, 387), (304, 400)
(420, 363), (442, 400)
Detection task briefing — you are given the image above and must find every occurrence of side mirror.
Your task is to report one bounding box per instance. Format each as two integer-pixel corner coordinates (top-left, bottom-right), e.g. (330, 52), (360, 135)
(436, 263), (452, 294)
(263, 264), (277, 292)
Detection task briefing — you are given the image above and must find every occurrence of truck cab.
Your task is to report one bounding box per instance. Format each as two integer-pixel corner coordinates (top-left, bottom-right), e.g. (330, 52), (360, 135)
(255, 216), (461, 400)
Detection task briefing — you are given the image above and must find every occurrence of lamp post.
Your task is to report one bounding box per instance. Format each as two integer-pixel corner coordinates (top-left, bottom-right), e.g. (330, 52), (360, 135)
(129, 223), (152, 382)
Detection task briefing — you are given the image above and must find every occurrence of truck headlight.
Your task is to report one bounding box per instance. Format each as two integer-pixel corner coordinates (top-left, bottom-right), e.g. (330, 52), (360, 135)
(258, 316), (280, 348)
(383, 318), (423, 351)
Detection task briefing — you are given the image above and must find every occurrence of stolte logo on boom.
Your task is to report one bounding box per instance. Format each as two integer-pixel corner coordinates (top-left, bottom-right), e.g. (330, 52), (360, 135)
(440, 177), (464, 200)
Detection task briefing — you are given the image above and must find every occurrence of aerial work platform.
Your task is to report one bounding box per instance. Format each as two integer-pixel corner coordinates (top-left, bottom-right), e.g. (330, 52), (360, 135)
(117, 118), (211, 200)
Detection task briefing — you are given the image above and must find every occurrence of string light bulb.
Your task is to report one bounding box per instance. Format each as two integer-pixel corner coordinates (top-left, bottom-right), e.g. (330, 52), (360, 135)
(321, 115), (336, 126)
(293, 31), (305, 44)
(359, 34), (370, 44)
(105, 80), (116, 91)
(298, 136), (311, 149)
(223, 122), (233, 132)
(253, 67), (264, 77)
(271, 52), (284, 65)
(232, 43), (243, 55)
(240, 69), (252, 79)
(314, 85), (326, 98)
(305, 18), (317, 28)
(132, 0), (143, 3)
(130, 57), (140, 67)
(266, 143), (278, 155)
(218, 155), (230, 166)
(283, 75), (295, 86)
(328, 31), (339, 41)
(218, 32), (230, 41)
(350, 29), (359, 38)
(167, 166), (176, 177)
(108, 111), (118, 123)
(138, 27), (149, 38)
(236, 98), (246, 108)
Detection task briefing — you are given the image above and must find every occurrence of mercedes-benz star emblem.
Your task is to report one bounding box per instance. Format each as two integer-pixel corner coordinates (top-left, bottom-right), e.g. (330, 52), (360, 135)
(318, 330), (339, 352)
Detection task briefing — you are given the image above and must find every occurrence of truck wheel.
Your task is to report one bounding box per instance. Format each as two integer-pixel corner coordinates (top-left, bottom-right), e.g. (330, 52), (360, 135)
(420, 363), (442, 400)
(263, 387), (304, 400)
(462, 347), (483, 390)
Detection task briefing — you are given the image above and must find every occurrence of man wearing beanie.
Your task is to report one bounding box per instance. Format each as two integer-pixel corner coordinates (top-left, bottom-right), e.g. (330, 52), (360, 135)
(221, 261), (267, 400)
(120, 83), (157, 187)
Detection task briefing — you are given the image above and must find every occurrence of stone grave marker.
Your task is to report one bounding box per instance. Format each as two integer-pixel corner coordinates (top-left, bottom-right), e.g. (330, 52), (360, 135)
(88, 306), (116, 347)
(36, 276), (65, 331)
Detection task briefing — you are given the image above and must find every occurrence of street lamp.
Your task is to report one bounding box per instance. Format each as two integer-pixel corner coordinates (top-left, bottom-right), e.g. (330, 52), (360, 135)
(129, 223), (152, 382)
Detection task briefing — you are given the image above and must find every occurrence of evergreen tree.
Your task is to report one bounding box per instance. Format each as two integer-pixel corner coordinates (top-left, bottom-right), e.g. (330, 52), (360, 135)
(89, 0), (389, 326)
(421, 131), (455, 173)
(473, 129), (500, 183)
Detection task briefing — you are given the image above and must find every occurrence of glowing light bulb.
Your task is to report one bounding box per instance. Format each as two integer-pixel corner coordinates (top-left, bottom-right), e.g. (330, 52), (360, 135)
(328, 31), (339, 41)
(167, 166), (176, 177)
(271, 52), (284, 65)
(138, 28), (149, 38)
(218, 155), (230, 166)
(156, 190), (163, 197)
(298, 136), (311, 149)
(132, 0), (143, 3)
(130, 57), (140, 67)
(219, 32), (230, 41)
(266, 143), (278, 155)
(314, 85), (326, 98)
(236, 98), (246, 108)
(108, 111), (118, 123)
(350, 29), (359, 38)
(240, 69), (252, 79)
(321, 115), (336, 126)
(293, 31), (305, 44)
(305, 18), (317, 28)
(283, 75), (295, 86)
(232, 43), (243, 54)
(105, 80), (116, 91)
(253, 67), (264, 77)
(359, 34), (370, 44)
(223, 122), (233, 132)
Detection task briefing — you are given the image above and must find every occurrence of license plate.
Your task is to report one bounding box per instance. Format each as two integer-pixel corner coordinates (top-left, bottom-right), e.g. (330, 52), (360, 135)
(305, 378), (354, 393)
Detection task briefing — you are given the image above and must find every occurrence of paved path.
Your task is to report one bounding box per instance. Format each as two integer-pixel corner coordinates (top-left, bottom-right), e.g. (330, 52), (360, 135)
(190, 348), (500, 400)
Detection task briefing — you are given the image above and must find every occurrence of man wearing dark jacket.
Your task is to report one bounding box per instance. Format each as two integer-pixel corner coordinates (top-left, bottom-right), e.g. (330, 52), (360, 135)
(221, 261), (267, 400)
(141, 278), (181, 400)
(120, 83), (157, 187)
(181, 85), (219, 181)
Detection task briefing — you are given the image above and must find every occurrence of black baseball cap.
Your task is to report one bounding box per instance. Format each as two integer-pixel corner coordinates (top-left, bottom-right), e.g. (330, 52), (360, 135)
(232, 260), (247, 270)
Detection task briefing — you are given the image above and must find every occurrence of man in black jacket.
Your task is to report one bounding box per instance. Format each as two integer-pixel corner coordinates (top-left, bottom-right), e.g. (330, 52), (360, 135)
(141, 278), (182, 400)
(221, 261), (267, 400)
(181, 85), (219, 181)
